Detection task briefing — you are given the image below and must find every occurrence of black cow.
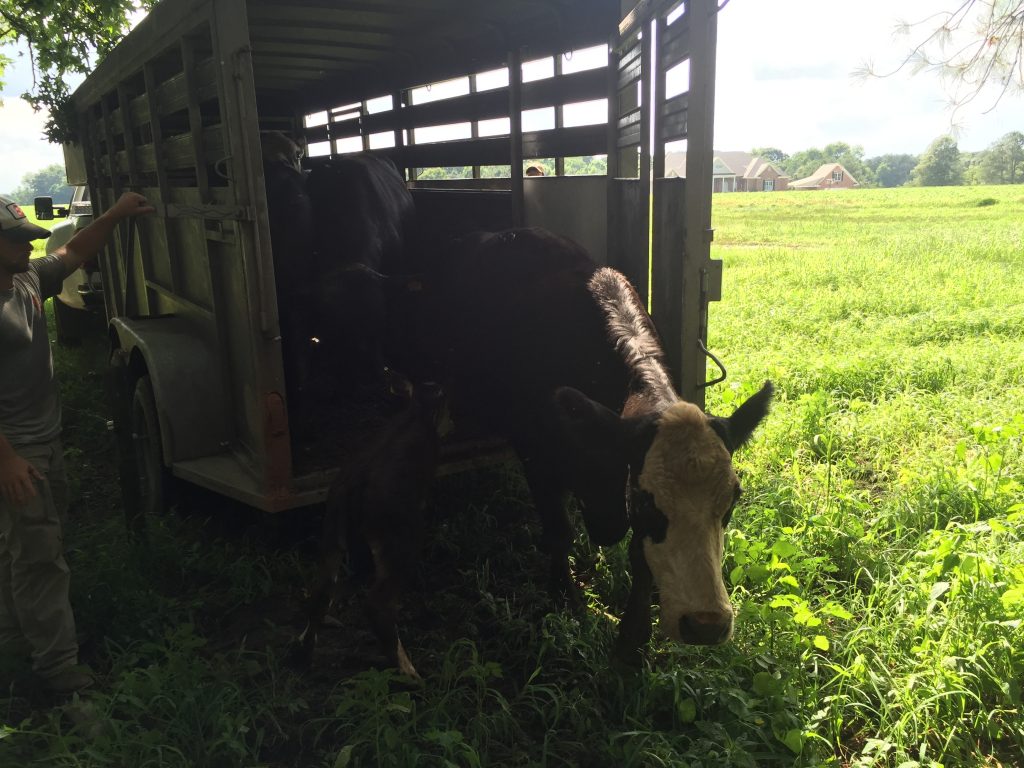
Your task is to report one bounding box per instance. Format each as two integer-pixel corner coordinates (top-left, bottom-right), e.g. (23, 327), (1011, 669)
(427, 228), (772, 664)
(306, 154), (418, 394)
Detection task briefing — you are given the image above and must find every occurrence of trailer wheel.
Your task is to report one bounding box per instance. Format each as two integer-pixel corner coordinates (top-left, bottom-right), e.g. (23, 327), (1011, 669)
(132, 375), (173, 517)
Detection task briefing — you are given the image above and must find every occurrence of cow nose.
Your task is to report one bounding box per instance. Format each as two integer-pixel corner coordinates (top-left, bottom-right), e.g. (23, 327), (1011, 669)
(678, 611), (733, 645)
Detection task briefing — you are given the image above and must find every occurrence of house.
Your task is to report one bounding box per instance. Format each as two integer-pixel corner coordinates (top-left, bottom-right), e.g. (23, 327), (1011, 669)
(664, 150), (790, 192)
(787, 163), (859, 190)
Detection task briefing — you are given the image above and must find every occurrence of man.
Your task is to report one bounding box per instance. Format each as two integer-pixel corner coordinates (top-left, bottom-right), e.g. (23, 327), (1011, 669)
(0, 190), (153, 693)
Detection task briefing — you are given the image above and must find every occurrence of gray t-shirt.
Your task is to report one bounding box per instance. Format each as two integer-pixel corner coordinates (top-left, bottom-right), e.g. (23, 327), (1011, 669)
(0, 254), (66, 447)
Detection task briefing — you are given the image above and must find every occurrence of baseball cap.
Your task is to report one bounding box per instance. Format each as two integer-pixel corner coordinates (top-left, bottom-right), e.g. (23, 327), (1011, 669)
(0, 195), (52, 243)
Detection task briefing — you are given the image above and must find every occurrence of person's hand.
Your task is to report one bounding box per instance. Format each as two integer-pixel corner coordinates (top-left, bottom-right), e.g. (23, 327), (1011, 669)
(109, 192), (156, 220)
(0, 453), (43, 505)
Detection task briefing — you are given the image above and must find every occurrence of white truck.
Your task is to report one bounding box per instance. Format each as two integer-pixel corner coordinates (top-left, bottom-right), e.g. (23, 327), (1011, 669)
(34, 185), (100, 345)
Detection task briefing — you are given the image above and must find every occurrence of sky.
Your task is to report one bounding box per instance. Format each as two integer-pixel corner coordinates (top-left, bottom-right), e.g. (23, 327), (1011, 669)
(2, 0), (1023, 193)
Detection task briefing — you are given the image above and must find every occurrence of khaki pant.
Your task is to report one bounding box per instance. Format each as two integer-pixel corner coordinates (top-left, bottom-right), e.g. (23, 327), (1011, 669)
(0, 437), (78, 680)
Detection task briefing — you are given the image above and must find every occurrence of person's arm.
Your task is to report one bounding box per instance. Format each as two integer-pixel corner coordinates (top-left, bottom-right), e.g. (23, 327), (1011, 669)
(53, 191), (156, 278)
(0, 431), (42, 505)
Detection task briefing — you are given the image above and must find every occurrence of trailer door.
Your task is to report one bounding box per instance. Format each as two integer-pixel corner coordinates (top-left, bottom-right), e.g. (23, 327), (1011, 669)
(609, 0), (721, 409)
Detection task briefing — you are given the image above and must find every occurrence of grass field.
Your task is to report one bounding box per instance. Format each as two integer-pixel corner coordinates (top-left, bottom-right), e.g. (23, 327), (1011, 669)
(2, 185), (1022, 767)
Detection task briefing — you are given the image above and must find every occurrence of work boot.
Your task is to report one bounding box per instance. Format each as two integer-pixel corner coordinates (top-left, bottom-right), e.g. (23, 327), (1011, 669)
(41, 665), (95, 695)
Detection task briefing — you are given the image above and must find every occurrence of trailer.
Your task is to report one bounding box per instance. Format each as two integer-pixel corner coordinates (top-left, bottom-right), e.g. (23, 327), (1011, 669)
(64, 0), (722, 516)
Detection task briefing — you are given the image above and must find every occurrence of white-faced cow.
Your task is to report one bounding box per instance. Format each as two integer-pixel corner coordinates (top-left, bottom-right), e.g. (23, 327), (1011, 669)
(428, 228), (772, 664)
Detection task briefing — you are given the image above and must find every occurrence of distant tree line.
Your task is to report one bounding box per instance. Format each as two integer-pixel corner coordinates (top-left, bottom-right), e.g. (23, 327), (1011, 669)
(5, 164), (75, 204)
(752, 131), (1024, 189)
(416, 156), (608, 181)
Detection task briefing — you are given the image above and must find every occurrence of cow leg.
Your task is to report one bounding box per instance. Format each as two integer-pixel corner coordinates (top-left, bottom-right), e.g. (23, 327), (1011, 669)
(520, 455), (581, 608)
(612, 532), (654, 668)
(364, 540), (420, 679)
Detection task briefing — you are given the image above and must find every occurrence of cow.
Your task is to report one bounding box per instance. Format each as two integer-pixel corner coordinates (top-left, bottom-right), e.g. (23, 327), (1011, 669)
(306, 154), (419, 396)
(425, 228), (772, 665)
(296, 372), (444, 678)
(261, 131), (317, 435)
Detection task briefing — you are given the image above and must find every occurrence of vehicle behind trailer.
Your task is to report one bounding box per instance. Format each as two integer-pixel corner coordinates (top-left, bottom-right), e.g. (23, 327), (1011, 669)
(62, 0), (721, 517)
(35, 186), (101, 345)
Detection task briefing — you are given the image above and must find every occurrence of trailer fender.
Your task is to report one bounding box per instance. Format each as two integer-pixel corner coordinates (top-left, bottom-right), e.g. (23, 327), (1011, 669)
(110, 316), (230, 465)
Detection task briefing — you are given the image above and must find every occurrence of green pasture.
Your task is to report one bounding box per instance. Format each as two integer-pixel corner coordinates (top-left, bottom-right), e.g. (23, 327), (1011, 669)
(1, 185), (1022, 767)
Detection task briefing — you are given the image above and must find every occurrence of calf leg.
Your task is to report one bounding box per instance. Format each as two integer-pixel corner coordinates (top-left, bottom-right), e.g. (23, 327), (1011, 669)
(520, 456), (580, 607)
(365, 540), (419, 679)
(296, 545), (344, 666)
(612, 532), (654, 668)
(295, 481), (353, 666)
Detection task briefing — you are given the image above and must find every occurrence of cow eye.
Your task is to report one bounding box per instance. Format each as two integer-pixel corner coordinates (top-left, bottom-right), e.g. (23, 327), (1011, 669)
(723, 485), (742, 529)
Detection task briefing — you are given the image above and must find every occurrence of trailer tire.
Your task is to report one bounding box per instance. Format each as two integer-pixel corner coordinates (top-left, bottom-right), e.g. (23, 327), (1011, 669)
(131, 375), (173, 517)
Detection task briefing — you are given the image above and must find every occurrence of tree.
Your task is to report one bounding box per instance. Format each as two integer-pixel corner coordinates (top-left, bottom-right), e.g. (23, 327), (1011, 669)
(859, 1), (1024, 115)
(977, 131), (1024, 184)
(911, 136), (964, 186)
(10, 164), (73, 204)
(865, 153), (919, 187)
(0, 1), (152, 142)
(750, 147), (789, 165)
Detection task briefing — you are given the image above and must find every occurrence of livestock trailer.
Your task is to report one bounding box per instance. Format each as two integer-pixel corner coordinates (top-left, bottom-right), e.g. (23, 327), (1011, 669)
(63, 0), (722, 515)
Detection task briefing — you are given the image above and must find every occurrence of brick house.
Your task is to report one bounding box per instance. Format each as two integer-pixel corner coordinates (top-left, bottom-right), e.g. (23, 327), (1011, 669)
(665, 150), (790, 192)
(787, 163), (859, 190)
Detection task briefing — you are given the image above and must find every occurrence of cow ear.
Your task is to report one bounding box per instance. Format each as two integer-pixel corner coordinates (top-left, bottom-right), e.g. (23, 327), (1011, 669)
(553, 387), (626, 458)
(723, 381), (774, 452)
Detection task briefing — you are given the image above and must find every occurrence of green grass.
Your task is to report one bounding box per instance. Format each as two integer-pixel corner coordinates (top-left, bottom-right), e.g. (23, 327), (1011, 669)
(2, 185), (1022, 767)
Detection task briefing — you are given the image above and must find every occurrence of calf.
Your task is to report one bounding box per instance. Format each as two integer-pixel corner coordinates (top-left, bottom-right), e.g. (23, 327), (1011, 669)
(297, 375), (443, 678)
(428, 228), (772, 664)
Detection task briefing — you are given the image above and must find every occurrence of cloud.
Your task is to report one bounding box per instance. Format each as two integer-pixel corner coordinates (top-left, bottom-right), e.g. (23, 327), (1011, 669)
(0, 98), (65, 196)
(1, 43), (67, 196)
(714, 0), (1024, 157)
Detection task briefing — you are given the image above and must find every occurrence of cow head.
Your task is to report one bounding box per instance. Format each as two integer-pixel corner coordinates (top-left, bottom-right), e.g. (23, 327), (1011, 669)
(261, 131), (304, 173)
(554, 382), (773, 645)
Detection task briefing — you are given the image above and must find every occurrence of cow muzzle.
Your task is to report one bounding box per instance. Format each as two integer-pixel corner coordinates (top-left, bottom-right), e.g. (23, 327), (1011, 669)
(678, 610), (733, 645)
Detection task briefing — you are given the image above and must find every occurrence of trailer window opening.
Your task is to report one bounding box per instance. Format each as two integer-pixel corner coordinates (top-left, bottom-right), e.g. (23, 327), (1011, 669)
(411, 77), (470, 106)
(368, 132), (396, 150)
(365, 95), (394, 114)
(477, 117), (511, 137)
(412, 122), (473, 145)
(666, 1), (686, 26)
(304, 111), (328, 128)
(559, 44), (609, 74)
(666, 60), (690, 99)
(522, 56), (554, 83)
(522, 107), (555, 132)
(480, 165), (511, 178)
(474, 67), (509, 91)
(563, 99), (608, 128)
(307, 141), (331, 157)
(332, 136), (362, 155)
